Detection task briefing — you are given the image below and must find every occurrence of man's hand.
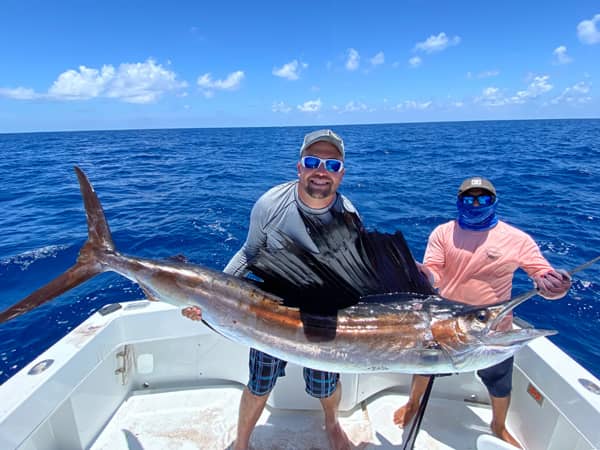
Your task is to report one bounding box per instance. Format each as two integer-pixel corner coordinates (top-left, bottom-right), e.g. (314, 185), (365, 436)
(534, 269), (571, 300)
(416, 262), (435, 286)
(181, 306), (202, 321)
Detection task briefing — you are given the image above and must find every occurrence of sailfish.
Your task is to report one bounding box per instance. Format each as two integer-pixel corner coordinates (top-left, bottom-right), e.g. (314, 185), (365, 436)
(0, 167), (558, 374)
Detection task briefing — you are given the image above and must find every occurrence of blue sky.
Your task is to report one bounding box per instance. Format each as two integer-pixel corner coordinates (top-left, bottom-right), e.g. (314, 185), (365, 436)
(0, 0), (599, 133)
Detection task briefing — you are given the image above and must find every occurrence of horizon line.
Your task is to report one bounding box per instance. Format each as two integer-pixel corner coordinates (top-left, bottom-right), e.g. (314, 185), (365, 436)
(1, 116), (599, 136)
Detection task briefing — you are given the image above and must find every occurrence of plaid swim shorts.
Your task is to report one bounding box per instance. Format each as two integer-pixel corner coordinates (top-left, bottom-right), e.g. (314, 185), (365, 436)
(247, 348), (339, 398)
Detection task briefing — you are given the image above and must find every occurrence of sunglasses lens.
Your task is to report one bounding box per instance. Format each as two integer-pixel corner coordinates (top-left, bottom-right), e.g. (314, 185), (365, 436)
(461, 195), (494, 206)
(325, 159), (343, 172)
(478, 195), (493, 206)
(302, 156), (321, 169)
(462, 196), (475, 205)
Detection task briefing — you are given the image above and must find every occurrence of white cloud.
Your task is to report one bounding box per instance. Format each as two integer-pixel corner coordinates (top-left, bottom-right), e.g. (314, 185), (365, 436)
(297, 98), (322, 112)
(476, 75), (553, 106)
(48, 65), (115, 100)
(551, 81), (592, 104)
(415, 32), (461, 53)
(577, 14), (600, 44)
(197, 70), (244, 98)
(272, 60), (306, 80)
(370, 51), (384, 66)
(408, 56), (422, 68)
(335, 101), (375, 113)
(0, 87), (38, 100)
(342, 101), (368, 112)
(514, 75), (553, 101)
(394, 100), (432, 111)
(572, 81), (590, 94)
(475, 87), (508, 106)
(553, 46), (572, 64)
(272, 101), (292, 113)
(197, 71), (244, 90)
(481, 70), (499, 78)
(345, 48), (360, 71)
(104, 61), (187, 104)
(2, 59), (188, 103)
(467, 70), (499, 79)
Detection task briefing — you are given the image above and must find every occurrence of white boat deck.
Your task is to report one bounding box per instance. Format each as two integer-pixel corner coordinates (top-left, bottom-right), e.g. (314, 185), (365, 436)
(2, 301), (599, 450)
(92, 383), (497, 450)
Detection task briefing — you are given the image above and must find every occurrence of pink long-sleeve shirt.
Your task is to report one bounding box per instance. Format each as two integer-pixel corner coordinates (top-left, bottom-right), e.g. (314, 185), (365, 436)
(423, 220), (553, 309)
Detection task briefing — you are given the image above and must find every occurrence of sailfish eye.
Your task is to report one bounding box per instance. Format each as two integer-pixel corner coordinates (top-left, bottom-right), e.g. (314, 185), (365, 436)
(475, 310), (489, 322)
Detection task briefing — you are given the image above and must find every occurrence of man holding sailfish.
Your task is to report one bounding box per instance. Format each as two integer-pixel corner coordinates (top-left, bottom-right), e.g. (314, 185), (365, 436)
(183, 128), (357, 450)
(393, 176), (571, 448)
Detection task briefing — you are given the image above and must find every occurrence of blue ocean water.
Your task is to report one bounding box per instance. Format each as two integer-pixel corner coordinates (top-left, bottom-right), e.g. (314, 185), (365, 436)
(0, 120), (599, 384)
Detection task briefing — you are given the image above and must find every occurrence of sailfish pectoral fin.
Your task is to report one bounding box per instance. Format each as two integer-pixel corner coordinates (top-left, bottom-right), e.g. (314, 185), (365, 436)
(0, 260), (103, 323)
(139, 284), (161, 302)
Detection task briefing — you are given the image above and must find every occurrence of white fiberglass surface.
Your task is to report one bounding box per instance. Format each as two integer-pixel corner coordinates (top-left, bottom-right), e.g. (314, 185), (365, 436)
(91, 384), (496, 450)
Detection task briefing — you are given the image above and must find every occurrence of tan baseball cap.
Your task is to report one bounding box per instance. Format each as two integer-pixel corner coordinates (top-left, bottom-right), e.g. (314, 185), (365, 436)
(299, 129), (345, 159)
(458, 176), (496, 196)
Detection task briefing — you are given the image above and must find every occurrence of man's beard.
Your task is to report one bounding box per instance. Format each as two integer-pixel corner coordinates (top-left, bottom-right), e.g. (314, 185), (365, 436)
(304, 180), (333, 199)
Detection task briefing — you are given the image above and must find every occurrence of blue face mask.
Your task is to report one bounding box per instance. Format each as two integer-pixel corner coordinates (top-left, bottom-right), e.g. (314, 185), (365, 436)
(456, 197), (498, 231)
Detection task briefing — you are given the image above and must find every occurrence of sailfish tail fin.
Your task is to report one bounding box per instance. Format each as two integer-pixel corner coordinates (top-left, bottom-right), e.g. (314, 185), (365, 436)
(74, 166), (115, 253)
(0, 167), (114, 323)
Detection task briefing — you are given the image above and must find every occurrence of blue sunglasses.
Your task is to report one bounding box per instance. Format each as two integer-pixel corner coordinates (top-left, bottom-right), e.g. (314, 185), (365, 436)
(300, 156), (344, 173)
(460, 194), (495, 207)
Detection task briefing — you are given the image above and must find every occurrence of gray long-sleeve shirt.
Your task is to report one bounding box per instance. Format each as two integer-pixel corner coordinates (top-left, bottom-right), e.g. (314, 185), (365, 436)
(224, 181), (358, 276)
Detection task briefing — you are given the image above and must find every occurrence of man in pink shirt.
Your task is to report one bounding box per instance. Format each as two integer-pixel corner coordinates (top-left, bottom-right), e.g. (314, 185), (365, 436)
(393, 176), (571, 448)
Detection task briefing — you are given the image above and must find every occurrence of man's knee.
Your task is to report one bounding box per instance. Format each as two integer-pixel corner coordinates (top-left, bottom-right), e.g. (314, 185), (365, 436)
(478, 357), (514, 398)
(247, 348), (287, 396)
(303, 368), (340, 398)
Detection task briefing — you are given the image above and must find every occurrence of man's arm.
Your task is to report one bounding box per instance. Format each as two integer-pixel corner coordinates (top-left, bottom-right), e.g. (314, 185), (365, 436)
(519, 235), (572, 300)
(182, 198), (269, 321)
(421, 225), (447, 288)
(223, 199), (268, 275)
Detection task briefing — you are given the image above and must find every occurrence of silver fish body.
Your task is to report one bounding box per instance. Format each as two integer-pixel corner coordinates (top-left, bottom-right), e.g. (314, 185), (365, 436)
(82, 250), (554, 373)
(0, 167), (554, 374)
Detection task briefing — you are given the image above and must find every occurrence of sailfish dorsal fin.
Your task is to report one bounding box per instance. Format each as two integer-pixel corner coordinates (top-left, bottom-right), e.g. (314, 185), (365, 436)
(247, 209), (435, 314)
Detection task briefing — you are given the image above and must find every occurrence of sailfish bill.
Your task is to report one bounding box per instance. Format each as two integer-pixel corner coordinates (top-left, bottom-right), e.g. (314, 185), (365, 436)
(0, 167), (557, 374)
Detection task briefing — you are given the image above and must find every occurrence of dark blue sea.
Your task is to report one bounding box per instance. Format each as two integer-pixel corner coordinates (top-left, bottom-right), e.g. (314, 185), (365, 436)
(1, 120), (599, 384)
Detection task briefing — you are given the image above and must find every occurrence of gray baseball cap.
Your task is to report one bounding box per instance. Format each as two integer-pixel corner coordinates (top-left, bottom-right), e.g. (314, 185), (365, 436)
(299, 129), (345, 159)
(458, 176), (497, 196)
